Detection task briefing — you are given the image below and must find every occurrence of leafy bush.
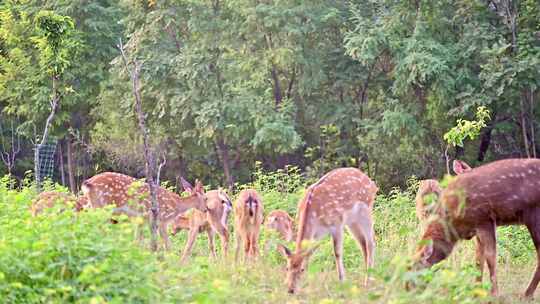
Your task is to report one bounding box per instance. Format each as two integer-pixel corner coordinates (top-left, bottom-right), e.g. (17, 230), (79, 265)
(0, 179), (161, 303)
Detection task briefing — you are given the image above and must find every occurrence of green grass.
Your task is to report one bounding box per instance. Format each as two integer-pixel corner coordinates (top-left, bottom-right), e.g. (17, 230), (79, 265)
(0, 173), (537, 303)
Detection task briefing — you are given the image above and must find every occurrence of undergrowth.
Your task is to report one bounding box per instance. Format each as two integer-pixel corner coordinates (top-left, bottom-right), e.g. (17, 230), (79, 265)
(0, 168), (535, 303)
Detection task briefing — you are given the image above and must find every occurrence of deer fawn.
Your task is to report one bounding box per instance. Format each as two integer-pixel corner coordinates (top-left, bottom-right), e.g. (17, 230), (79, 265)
(414, 158), (540, 298)
(277, 167), (378, 294)
(31, 191), (88, 216)
(234, 189), (264, 262)
(81, 172), (207, 250)
(175, 189), (233, 263)
(266, 210), (294, 242)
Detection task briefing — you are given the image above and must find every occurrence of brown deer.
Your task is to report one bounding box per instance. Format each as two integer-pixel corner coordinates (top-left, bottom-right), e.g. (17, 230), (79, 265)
(415, 160), (492, 281)
(266, 210), (294, 242)
(174, 189), (233, 263)
(81, 172), (207, 249)
(277, 167), (378, 294)
(234, 189), (264, 262)
(30, 191), (88, 216)
(413, 158), (540, 298)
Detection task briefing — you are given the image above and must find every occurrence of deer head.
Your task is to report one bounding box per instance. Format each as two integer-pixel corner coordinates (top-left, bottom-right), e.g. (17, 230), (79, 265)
(180, 177), (208, 212)
(278, 243), (320, 294)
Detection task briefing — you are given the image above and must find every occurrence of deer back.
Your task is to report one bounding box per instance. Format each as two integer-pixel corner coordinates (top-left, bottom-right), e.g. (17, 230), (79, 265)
(442, 158), (540, 231)
(296, 167), (377, 247)
(234, 189), (264, 228)
(31, 191), (78, 216)
(81, 172), (206, 220)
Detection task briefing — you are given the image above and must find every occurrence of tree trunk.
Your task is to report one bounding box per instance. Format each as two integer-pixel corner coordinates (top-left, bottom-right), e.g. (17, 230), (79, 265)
(477, 120), (495, 161)
(35, 75), (60, 191)
(66, 136), (76, 192)
(216, 137), (234, 189)
(528, 87), (536, 158)
(271, 64), (282, 108)
(520, 97), (531, 158)
(119, 39), (160, 252)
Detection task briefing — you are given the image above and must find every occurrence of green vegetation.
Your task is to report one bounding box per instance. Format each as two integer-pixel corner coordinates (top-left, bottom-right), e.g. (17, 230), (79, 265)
(0, 169), (535, 303)
(1, 0), (539, 190)
(1, 1), (538, 303)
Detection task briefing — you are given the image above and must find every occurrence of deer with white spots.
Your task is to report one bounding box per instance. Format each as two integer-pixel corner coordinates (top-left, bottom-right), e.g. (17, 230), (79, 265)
(277, 167), (378, 294)
(31, 191), (88, 216)
(414, 158), (540, 298)
(174, 189), (233, 263)
(234, 189), (264, 262)
(81, 172), (208, 250)
(266, 210), (295, 242)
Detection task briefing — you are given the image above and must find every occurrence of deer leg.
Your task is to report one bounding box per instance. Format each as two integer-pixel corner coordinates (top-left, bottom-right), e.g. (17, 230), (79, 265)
(476, 222), (498, 296)
(474, 236), (485, 282)
(207, 228), (217, 259)
(524, 207), (540, 298)
(348, 214), (375, 286)
(332, 227), (346, 281)
(218, 226), (229, 259)
(244, 234), (251, 263)
(235, 232), (241, 263)
(180, 227), (199, 264)
(251, 229), (260, 259)
(158, 223), (171, 251)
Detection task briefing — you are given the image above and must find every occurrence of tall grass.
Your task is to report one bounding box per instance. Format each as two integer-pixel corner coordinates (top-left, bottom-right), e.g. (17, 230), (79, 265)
(0, 169), (535, 303)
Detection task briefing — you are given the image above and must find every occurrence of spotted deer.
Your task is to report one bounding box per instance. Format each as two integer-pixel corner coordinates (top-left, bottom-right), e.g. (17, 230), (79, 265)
(266, 210), (295, 242)
(175, 189), (233, 263)
(81, 172), (207, 249)
(30, 191), (88, 216)
(414, 158), (540, 298)
(277, 167), (378, 294)
(234, 189), (264, 262)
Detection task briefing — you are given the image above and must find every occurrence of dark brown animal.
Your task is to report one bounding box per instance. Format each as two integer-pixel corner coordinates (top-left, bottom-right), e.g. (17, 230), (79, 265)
(266, 210), (294, 242)
(30, 191), (88, 216)
(81, 172), (207, 249)
(277, 167), (378, 294)
(234, 189), (264, 261)
(175, 189), (233, 263)
(414, 158), (540, 298)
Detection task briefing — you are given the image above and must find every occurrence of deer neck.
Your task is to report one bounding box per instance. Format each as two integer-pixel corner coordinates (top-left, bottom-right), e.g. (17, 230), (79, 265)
(173, 194), (199, 214)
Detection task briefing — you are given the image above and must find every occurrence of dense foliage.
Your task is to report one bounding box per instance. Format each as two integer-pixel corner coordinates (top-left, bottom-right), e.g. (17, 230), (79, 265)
(0, 169), (535, 303)
(1, 0), (538, 190)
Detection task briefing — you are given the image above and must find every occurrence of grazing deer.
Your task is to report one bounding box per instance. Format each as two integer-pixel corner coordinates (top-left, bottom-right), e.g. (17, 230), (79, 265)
(277, 167), (378, 294)
(234, 189), (264, 262)
(413, 158), (540, 298)
(81, 172), (207, 249)
(31, 191), (88, 216)
(415, 160), (491, 281)
(266, 210), (295, 242)
(175, 189), (233, 263)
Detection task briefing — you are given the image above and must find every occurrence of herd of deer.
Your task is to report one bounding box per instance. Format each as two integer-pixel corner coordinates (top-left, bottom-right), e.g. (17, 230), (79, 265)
(30, 158), (540, 298)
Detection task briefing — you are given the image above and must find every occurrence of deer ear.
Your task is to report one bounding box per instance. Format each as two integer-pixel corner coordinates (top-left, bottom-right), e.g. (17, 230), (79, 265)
(422, 242), (434, 262)
(277, 244), (292, 258)
(453, 160), (472, 175)
(194, 179), (204, 193)
(302, 243), (321, 259)
(180, 177), (194, 193)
